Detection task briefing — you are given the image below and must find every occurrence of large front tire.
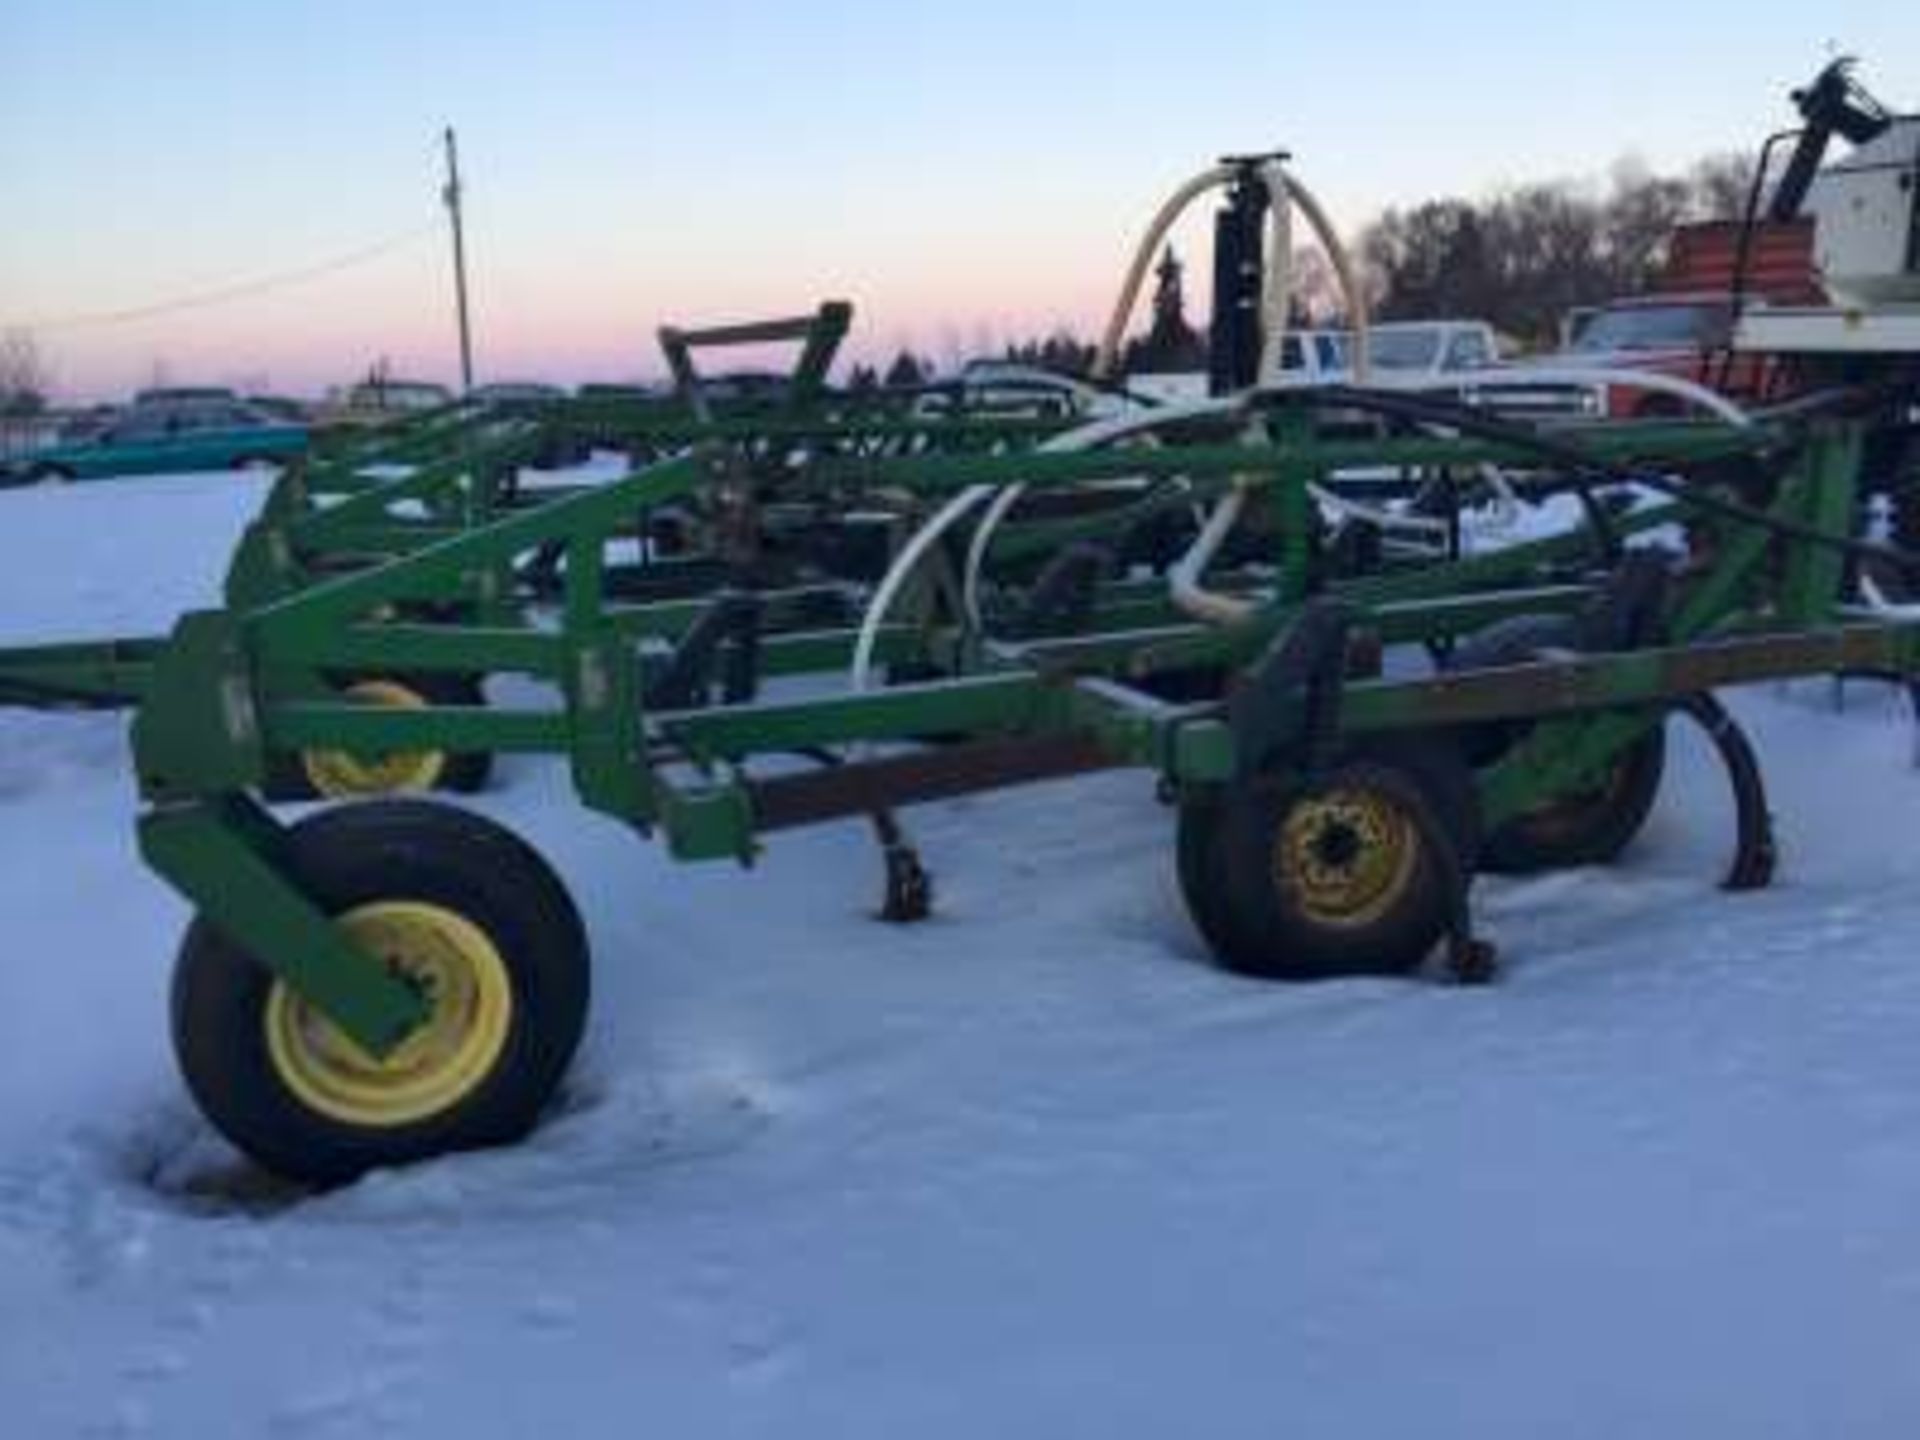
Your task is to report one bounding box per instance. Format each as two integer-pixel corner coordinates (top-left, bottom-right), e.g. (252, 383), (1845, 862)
(170, 801), (589, 1187)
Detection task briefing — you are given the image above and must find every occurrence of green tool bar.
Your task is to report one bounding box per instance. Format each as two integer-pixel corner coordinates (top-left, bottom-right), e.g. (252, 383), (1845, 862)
(0, 635), (165, 706)
(262, 623), (567, 678)
(804, 423), (1768, 496)
(292, 423), (537, 540)
(1368, 585), (1594, 641)
(994, 584), (1595, 677)
(658, 673), (1056, 756)
(758, 625), (919, 676)
(301, 524), (468, 553)
(987, 622), (1215, 673)
(265, 703), (569, 753)
(563, 413), (1066, 447)
(602, 584), (865, 642)
(248, 452), (713, 647)
(288, 433), (506, 537)
(1168, 621), (1920, 781)
(1352, 623), (1919, 724)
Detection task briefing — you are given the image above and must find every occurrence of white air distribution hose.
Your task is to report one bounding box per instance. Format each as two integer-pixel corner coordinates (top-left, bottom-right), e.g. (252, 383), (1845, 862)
(862, 155), (1379, 681)
(849, 483), (996, 696)
(1091, 164), (1235, 384)
(1155, 158), (1373, 623)
(960, 396), (1240, 632)
(1255, 178), (1295, 382)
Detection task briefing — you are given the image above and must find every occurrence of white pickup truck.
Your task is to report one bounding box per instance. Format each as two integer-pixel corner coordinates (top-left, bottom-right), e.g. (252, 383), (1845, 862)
(1275, 320), (1501, 384)
(1124, 320), (1504, 404)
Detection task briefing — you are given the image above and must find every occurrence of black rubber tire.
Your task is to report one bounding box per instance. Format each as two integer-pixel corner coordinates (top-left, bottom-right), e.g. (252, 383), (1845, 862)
(30, 464), (74, 484)
(1181, 742), (1475, 981)
(1446, 614), (1666, 873)
(170, 800), (590, 1187)
(263, 671), (493, 801)
(1176, 787), (1252, 961)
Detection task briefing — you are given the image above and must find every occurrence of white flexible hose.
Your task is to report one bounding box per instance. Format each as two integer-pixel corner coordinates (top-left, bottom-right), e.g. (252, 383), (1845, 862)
(1284, 171), (1370, 383)
(1092, 164), (1235, 382)
(1166, 160), (1374, 624)
(961, 481), (1031, 632)
(968, 158), (1390, 641)
(1255, 161), (1295, 383)
(1166, 482), (1254, 625)
(1307, 481), (1451, 541)
(850, 483), (996, 695)
(1472, 463), (1523, 536)
(959, 397), (1243, 631)
(1860, 572), (1920, 617)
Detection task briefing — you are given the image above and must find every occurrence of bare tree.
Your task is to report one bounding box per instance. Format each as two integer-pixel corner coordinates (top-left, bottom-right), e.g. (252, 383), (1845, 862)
(1287, 246), (1345, 325)
(1358, 152), (1772, 346)
(1686, 152), (1758, 221)
(0, 328), (51, 415)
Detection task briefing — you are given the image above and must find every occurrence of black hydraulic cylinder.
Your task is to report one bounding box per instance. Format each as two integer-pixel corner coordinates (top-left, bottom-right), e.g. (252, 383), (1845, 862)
(1208, 172), (1268, 395)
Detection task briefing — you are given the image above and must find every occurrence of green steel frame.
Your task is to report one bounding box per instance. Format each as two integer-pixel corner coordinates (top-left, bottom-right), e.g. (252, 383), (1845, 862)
(127, 404), (1920, 1055)
(0, 303), (1089, 710)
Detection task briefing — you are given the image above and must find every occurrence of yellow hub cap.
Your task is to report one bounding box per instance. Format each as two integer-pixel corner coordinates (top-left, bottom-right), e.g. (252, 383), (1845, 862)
(1274, 786), (1420, 928)
(301, 679), (448, 797)
(264, 901), (513, 1128)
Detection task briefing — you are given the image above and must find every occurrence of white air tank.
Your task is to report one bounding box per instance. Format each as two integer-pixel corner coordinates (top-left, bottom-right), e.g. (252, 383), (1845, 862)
(1806, 116), (1920, 305)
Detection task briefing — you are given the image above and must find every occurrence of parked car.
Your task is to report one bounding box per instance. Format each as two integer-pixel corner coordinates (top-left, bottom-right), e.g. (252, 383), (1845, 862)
(132, 385), (237, 408)
(312, 378), (458, 433)
(575, 382), (658, 401)
(0, 399), (307, 484)
(244, 394), (312, 423)
(342, 379), (455, 414)
(470, 381), (565, 404)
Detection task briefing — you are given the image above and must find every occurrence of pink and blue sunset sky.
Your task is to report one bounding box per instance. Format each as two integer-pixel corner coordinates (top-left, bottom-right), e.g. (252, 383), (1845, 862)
(4, 0), (1917, 400)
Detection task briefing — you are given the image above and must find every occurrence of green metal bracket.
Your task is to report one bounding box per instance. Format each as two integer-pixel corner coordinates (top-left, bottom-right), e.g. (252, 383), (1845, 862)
(130, 610), (266, 802)
(139, 794), (427, 1055)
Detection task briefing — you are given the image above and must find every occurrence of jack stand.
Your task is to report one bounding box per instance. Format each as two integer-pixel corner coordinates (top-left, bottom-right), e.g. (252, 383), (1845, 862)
(870, 809), (932, 923)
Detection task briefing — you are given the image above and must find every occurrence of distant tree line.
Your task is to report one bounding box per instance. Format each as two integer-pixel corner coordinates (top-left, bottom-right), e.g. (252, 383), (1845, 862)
(1359, 154), (1752, 344)
(915, 150), (1757, 377)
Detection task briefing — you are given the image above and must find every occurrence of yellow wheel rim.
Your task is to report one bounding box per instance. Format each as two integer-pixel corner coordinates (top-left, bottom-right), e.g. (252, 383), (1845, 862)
(301, 679), (448, 797)
(264, 901), (513, 1128)
(1274, 785), (1420, 928)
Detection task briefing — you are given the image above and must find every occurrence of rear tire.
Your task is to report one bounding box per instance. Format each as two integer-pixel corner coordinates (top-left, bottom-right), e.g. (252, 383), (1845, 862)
(1179, 741), (1474, 981)
(1446, 615), (1665, 873)
(170, 800), (589, 1187)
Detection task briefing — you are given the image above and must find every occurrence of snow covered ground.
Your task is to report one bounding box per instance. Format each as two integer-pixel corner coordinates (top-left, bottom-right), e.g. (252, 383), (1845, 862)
(3, 472), (1920, 1438)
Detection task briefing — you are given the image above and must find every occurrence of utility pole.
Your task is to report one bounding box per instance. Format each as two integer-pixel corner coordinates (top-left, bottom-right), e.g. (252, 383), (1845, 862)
(442, 126), (474, 394)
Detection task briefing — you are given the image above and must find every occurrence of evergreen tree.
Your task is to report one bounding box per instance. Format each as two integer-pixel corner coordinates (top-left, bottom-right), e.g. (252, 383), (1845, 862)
(883, 351), (927, 387)
(1121, 247), (1206, 374)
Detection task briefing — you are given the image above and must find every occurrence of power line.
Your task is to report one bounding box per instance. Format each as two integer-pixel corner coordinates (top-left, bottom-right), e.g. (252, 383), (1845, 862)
(6, 221), (440, 333)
